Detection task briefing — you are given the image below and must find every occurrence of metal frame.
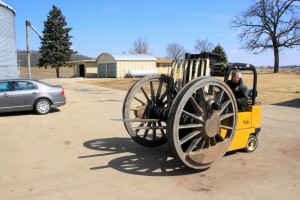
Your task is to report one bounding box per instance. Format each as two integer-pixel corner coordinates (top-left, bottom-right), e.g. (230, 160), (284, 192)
(224, 63), (258, 105)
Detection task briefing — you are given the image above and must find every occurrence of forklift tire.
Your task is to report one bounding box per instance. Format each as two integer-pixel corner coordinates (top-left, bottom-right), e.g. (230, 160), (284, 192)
(245, 135), (258, 153)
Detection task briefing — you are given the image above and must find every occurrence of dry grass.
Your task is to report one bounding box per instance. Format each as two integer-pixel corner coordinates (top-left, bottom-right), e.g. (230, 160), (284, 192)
(20, 67), (74, 74)
(243, 73), (300, 105)
(81, 78), (139, 91)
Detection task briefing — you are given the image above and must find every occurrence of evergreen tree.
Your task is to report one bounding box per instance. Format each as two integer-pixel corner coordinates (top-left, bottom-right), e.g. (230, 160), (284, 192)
(39, 5), (76, 78)
(212, 44), (228, 63)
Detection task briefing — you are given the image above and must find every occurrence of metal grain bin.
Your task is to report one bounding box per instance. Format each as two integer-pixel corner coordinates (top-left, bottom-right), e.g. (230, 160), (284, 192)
(0, 0), (19, 79)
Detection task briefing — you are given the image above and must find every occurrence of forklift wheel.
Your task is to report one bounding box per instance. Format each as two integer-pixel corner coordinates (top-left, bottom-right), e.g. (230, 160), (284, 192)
(245, 135), (258, 153)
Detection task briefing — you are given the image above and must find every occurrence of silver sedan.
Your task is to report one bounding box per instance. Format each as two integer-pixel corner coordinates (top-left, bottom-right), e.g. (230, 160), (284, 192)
(0, 79), (66, 114)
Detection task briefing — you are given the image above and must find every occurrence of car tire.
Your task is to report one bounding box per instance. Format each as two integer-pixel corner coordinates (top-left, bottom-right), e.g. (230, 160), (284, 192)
(34, 99), (51, 115)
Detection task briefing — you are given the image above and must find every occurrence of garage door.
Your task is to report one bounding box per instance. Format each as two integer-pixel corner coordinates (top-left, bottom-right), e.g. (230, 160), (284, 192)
(98, 63), (116, 78)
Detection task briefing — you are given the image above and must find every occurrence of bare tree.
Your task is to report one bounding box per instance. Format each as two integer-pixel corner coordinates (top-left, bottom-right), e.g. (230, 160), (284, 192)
(132, 37), (149, 54)
(166, 42), (185, 61)
(194, 39), (214, 53)
(231, 0), (300, 73)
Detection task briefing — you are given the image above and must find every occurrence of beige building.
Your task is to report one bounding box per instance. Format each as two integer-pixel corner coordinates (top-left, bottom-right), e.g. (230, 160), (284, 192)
(96, 53), (157, 78)
(72, 53), (172, 78)
(71, 60), (97, 78)
(156, 57), (173, 75)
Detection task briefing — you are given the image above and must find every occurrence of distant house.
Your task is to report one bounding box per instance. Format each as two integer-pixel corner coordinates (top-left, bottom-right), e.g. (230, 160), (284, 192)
(96, 53), (156, 78)
(156, 57), (173, 75)
(69, 60), (97, 78)
(71, 53), (173, 78)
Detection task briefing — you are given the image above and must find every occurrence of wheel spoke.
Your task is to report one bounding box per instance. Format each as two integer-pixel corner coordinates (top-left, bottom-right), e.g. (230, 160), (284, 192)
(135, 122), (145, 134)
(220, 113), (234, 121)
(117, 118), (161, 122)
(197, 87), (206, 100)
(157, 121), (165, 136)
(161, 99), (168, 105)
(156, 81), (163, 102)
(188, 96), (204, 116)
(185, 137), (202, 154)
(140, 87), (150, 102)
(143, 122), (151, 139)
(180, 130), (201, 145)
(159, 85), (169, 103)
(133, 96), (146, 105)
(215, 90), (224, 103)
(204, 138), (210, 148)
(150, 81), (155, 101)
(153, 122), (156, 140)
(211, 137), (217, 146)
(207, 85), (214, 96)
(198, 137), (206, 149)
(220, 124), (233, 130)
(219, 100), (230, 115)
(215, 134), (225, 142)
(182, 110), (204, 123)
(132, 126), (166, 130)
(179, 124), (203, 129)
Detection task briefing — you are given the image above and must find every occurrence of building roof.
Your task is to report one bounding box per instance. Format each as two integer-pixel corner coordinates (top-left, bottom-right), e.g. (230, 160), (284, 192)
(68, 60), (96, 64)
(0, 0), (16, 14)
(97, 53), (157, 61)
(156, 57), (172, 63)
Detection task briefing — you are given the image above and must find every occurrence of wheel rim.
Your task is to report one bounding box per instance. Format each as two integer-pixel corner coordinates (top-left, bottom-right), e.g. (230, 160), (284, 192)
(247, 137), (257, 152)
(167, 77), (238, 169)
(123, 74), (173, 147)
(37, 100), (50, 114)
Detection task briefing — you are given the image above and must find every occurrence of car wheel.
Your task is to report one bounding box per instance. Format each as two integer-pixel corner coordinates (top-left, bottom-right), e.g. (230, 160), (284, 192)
(34, 99), (51, 115)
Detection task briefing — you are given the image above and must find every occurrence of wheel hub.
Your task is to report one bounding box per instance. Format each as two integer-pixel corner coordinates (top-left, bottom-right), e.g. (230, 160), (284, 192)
(204, 111), (220, 138)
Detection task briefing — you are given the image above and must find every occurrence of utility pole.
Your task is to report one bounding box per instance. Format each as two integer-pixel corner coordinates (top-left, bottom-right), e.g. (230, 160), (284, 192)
(18, 60), (21, 75)
(26, 20), (43, 79)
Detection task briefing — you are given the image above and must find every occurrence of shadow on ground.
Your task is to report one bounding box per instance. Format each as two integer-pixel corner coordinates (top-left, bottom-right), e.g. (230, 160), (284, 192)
(0, 108), (61, 117)
(80, 137), (204, 176)
(272, 98), (300, 108)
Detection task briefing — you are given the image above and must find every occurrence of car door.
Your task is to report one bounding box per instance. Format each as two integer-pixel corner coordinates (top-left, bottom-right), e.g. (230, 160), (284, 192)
(11, 81), (39, 111)
(0, 81), (13, 112)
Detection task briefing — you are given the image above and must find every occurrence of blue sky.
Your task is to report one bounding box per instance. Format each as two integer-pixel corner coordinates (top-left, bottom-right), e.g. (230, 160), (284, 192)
(3, 0), (300, 66)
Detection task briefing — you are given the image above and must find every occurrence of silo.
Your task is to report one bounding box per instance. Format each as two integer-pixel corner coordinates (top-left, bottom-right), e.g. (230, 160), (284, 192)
(0, 0), (19, 79)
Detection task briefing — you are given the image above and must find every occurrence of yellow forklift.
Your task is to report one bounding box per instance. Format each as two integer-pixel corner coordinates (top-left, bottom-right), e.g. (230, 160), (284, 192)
(218, 63), (261, 152)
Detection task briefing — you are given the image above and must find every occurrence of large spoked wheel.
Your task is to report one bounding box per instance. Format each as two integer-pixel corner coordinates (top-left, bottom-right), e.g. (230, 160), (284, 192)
(34, 98), (51, 115)
(167, 77), (238, 169)
(123, 74), (174, 147)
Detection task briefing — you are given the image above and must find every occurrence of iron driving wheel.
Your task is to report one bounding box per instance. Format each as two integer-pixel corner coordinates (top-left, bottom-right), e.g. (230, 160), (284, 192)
(167, 77), (238, 169)
(123, 74), (174, 147)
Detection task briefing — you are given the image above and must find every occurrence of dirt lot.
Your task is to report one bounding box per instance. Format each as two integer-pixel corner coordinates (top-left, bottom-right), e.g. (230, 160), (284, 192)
(1, 67), (298, 199)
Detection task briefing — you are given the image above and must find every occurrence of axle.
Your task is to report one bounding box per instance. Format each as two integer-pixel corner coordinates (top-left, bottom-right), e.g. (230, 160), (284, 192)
(152, 106), (195, 124)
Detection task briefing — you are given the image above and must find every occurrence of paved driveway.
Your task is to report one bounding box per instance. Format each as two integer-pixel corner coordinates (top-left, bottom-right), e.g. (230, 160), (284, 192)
(0, 78), (299, 200)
